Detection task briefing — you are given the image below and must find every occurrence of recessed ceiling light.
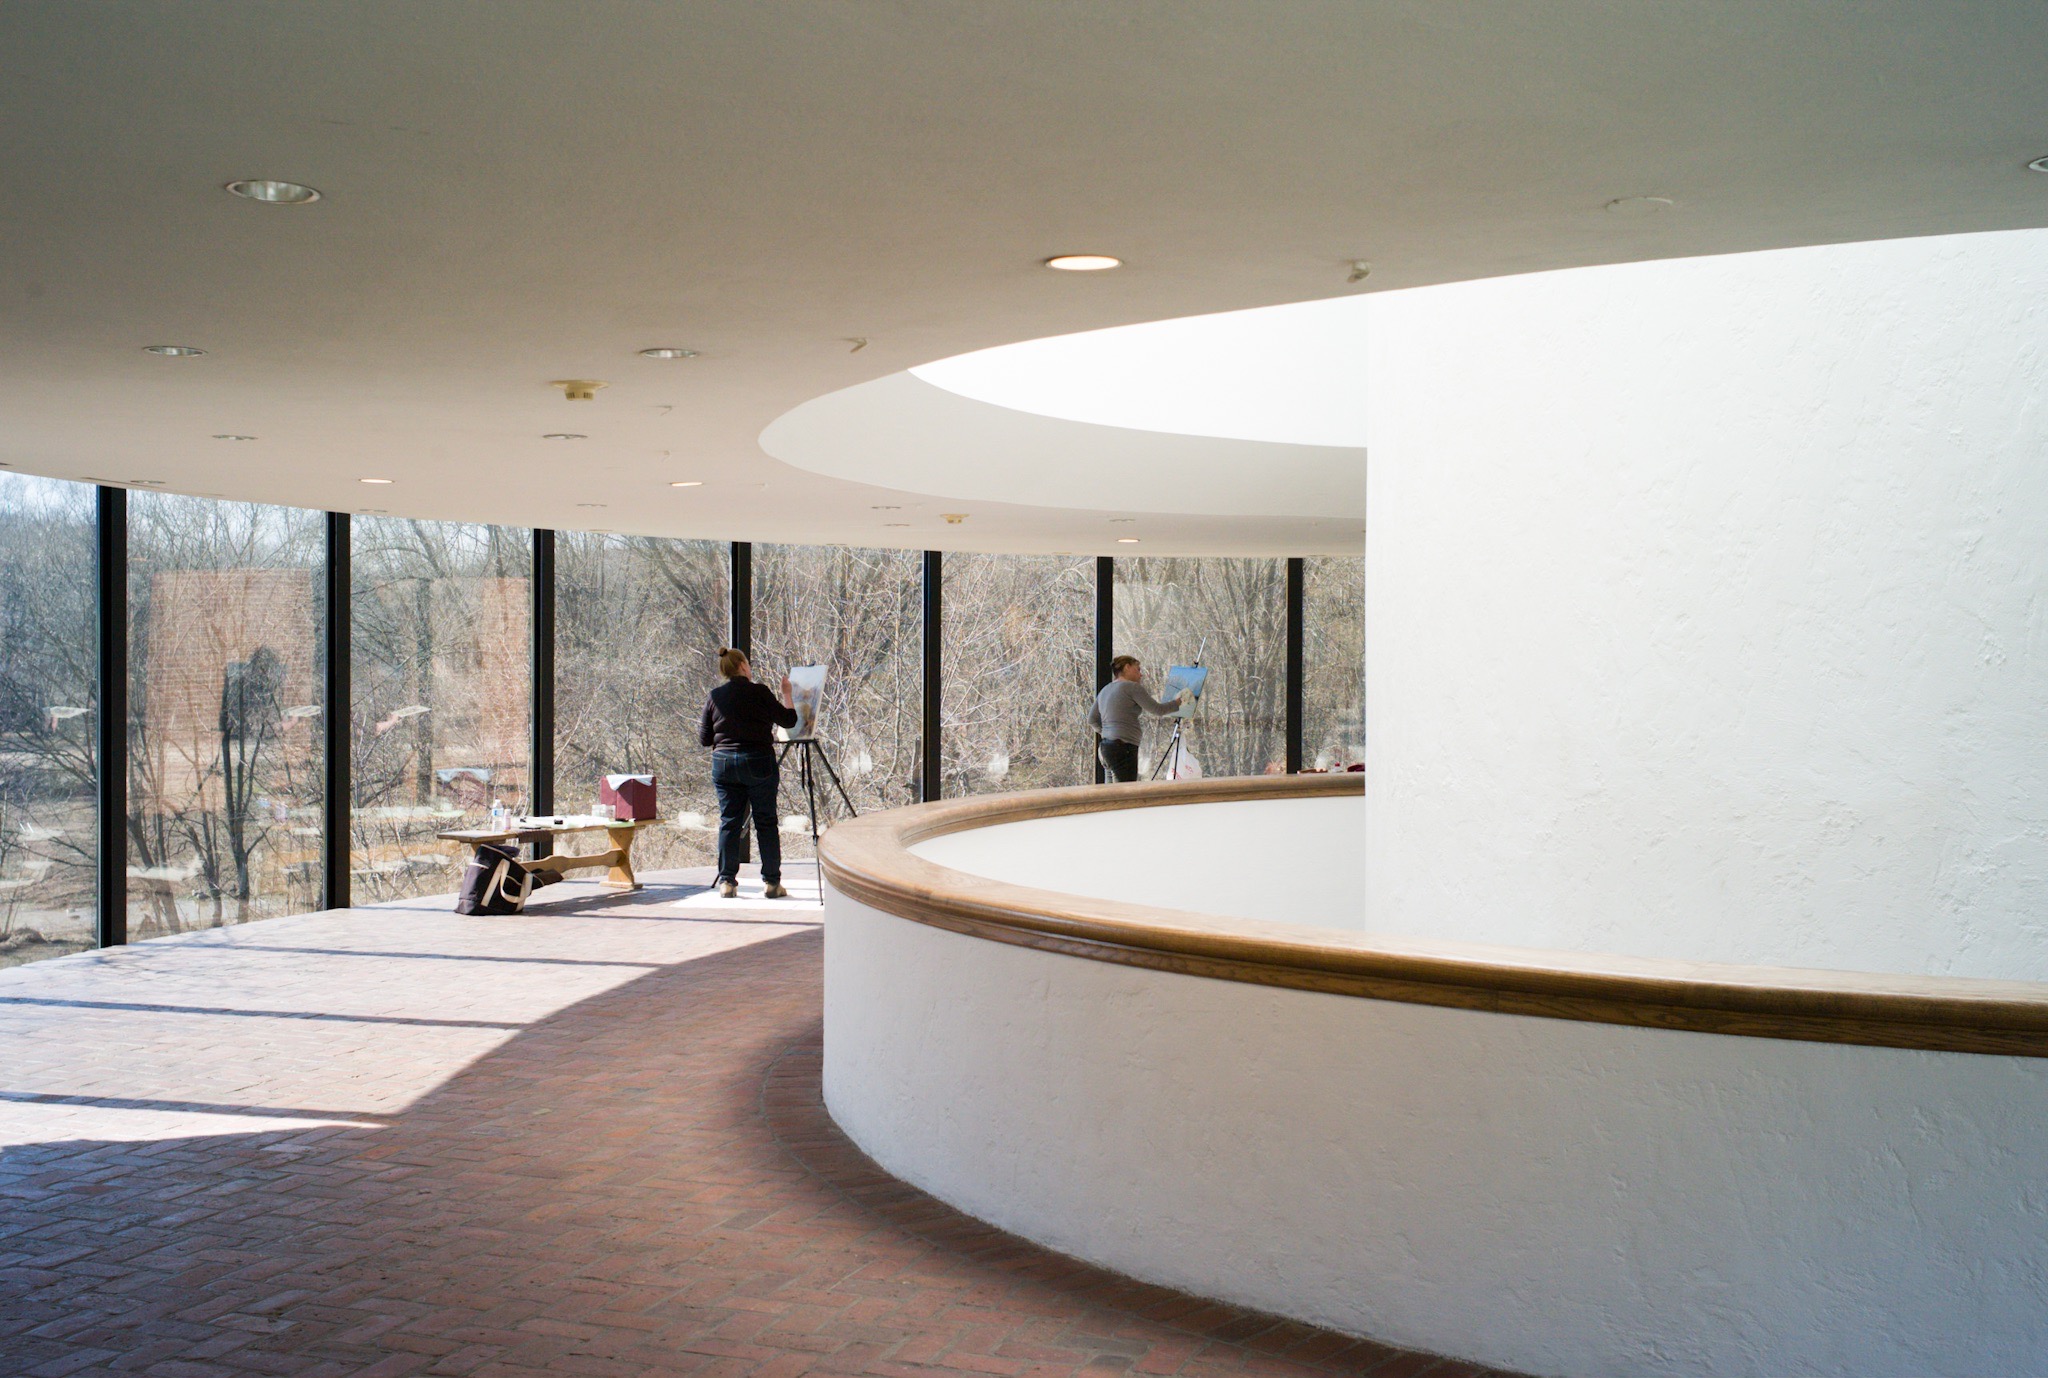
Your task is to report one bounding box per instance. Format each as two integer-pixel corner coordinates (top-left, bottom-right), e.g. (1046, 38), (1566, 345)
(225, 179), (321, 204)
(2029, 155), (2048, 173)
(143, 345), (206, 357)
(668, 480), (703, 488)
(542, 433), (587, 441)
(359, 508), (388, 514)
(871, 504), (901, 510)
(129, 478), (166, 487)
(638, 347), (700, 359)
(1108, 518), (1136, 524)
(359, 477), (393, 485)
(575, 502), (607, 508)
(943, 513), (968, 524)
(1045, 254), (1121, 271)
(1602, 195), (1675, 217)
(883, 522), (911, 528)
(1117, 537), (1141, 544)
(213, 434), (256, 442)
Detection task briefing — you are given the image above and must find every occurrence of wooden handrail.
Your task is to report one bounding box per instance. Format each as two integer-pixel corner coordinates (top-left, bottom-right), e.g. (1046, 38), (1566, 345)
(818, 774), (2048, 1056)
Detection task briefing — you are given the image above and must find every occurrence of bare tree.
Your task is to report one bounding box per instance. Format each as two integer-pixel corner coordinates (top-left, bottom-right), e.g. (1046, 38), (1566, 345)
(349, 517), (531, 902)
(1115, 557), (1290, 777)
(940, 554), (1094, 795)
(0, 476), (101, 964)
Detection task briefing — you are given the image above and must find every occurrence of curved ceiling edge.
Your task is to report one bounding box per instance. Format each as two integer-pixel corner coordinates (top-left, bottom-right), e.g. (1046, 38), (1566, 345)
(759, 372), (1366, 520)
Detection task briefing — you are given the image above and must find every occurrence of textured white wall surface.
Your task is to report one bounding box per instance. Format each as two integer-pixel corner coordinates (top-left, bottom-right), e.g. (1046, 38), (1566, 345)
(824, 895), (2048, 1378)
(1365, 228), (2048, 980)
(912, 798), (1368, 932)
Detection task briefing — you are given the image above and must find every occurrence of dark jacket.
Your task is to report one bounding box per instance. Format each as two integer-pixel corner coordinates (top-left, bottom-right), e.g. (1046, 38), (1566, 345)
(699, 677), (798, 752)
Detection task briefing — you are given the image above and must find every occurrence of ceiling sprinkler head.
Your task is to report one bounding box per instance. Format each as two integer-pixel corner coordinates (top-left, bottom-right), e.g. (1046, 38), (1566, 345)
(551, 379), (608, 401)
(1347, 260), (1371, 283)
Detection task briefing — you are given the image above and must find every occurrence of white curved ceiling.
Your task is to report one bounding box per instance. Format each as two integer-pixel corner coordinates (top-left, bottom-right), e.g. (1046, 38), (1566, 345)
(760, 370), (1365, 522)
(1, 2), (2045, 554)
(910, 297), (1370, 448)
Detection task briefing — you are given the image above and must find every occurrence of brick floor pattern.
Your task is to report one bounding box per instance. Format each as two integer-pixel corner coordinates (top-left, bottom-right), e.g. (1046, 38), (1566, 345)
(0, 870), (1521, 1378)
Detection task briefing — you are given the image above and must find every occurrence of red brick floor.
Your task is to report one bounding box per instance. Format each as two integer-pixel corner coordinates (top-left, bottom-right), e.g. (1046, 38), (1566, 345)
(0, 871), (1519, 1378)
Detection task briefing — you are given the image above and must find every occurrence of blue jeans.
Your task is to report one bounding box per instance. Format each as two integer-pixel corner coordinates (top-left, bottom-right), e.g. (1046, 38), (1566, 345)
(713, 750), (781, 884)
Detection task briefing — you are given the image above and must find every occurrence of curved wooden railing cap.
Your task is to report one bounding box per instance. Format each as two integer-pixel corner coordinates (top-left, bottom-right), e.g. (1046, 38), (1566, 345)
(820, 773), (2048, 1057)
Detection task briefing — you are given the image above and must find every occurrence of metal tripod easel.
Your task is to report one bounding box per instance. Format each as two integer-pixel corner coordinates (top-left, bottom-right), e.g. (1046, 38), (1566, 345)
(1149, 713), (1192, 781)
(776, 737), (858, 847)
(1146, 642), (1204, 778)
(1149, 655), (1205, 781)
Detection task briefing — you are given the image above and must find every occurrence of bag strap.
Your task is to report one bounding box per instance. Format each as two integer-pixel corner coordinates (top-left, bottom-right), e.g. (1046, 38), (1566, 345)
(482, 858), (510, 906)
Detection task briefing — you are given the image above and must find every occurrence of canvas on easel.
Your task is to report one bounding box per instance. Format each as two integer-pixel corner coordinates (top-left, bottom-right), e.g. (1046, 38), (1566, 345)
(1151, 665), (1211, 780)
(786, 664), (827, 739)
(1161, 665), (1209, 714)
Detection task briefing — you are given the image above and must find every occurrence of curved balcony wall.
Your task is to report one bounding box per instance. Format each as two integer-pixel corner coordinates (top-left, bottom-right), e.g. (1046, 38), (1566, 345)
(820, 778), (2048, 1378)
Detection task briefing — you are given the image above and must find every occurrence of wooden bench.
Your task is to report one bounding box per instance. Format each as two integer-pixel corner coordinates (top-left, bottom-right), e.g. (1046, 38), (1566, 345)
(436, 817), (660, 894)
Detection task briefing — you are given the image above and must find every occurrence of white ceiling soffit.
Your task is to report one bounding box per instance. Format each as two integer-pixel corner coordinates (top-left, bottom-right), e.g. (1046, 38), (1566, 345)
(912, 296), (1372, 448)
(760, 371), (1365, 519)
(1, 2), (2045, 555)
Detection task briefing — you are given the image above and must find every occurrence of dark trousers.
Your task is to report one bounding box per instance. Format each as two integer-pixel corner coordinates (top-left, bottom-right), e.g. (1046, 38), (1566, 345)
(713, 749), (782, 883)
(1098, 738), (1140, 783)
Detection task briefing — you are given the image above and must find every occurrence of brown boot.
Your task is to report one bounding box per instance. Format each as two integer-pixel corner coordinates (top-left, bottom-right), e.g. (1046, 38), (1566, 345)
(717, 878), (738, 899)
(762, 881), (788, 899)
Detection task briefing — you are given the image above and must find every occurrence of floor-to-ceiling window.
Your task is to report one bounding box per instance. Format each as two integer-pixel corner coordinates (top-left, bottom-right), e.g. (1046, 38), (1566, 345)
(0, 475), (98, 967)
(350, 518), (530, 902)
(753, 544), (920, 847)
(2, 494), (1359, 940)
(126, 495), (325, 935)
(556, 533), (727, 869)
(1303, 555), (1365, 769)
(939, 553), (1094, 796)
(1113, 557), (1288, 778)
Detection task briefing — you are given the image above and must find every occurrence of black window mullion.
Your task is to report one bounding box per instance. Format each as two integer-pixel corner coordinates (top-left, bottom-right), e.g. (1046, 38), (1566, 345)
(322, 512), (351, 910)
(1094, 555), (1113, 783)
(95, 486), (127, 946)
(922, 551), (941, 802)
(531, 529), (556, 815)
(1285, 557), (1305, 774)
(729, 541), (752, 659)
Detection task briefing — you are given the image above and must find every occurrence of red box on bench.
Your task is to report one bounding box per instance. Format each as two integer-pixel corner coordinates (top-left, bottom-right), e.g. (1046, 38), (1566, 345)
(600, 774), (658, 821)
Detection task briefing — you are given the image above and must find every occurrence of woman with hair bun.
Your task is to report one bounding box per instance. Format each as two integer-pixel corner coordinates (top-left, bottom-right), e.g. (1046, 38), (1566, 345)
(697, 647), (799, 898)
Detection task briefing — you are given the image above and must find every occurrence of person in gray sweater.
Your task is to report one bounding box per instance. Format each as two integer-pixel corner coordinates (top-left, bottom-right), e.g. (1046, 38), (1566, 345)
(1089, 655), (1189, 782)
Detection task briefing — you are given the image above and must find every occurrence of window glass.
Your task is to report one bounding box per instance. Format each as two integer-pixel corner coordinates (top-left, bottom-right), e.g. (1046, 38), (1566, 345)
(1112, 557), (1287, 778)
(557, 533), (728, 871)
(940, 553), (1094, 795)
(1303, 555), (1365, 770)
(351, 519), (530, 901)
(126, 495), (324, 935)
(752, 545), (920, 851)
(0, 475), (98, 966)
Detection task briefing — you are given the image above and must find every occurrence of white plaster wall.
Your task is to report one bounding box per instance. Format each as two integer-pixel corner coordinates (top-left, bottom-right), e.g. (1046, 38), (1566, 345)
(912, 797), (1367, 932)
(1365, 229), (2048, 980)
(825, 895), (2048, 1378)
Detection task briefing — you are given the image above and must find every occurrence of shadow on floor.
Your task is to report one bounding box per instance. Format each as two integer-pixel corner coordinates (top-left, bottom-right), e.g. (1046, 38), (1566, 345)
(0, 928), (1511, 1378)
